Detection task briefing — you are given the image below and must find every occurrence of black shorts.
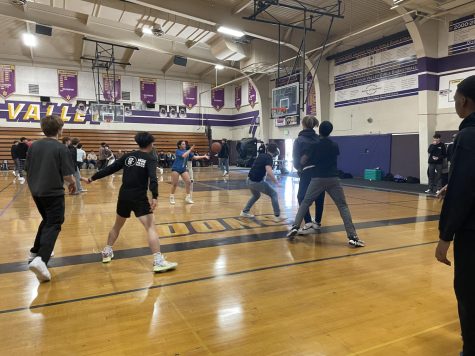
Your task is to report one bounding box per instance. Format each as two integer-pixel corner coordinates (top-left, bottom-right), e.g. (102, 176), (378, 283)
(116, 197), (151, 218)
(172, 168), (186, 174)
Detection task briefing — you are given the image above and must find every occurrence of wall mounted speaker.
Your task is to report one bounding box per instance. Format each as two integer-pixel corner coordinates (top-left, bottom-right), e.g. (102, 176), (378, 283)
(173, 55), (187, 67)
(36, 24), (52, 36)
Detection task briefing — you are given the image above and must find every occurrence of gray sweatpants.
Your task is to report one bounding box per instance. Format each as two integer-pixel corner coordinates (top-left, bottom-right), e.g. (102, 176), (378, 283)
(294, 177), (356, 237)
(243, 179), (280, 216)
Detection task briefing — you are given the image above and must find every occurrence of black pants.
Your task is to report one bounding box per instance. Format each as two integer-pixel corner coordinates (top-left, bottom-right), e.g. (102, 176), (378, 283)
(297, 170), (325, 224)
(30, 195), (65, 264)
(454, 230), (475, 356)
(98, 159), (107, 170)
(428, 163), (443, 192)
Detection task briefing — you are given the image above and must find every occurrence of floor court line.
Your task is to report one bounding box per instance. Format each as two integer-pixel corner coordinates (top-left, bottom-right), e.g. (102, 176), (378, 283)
(0, 240), (438, 315)
(0, 214), (440, 274)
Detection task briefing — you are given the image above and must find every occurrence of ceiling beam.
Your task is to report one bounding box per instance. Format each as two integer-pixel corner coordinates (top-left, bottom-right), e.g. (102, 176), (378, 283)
(233, 0), (252, 14)
(161, 56), (174, 73)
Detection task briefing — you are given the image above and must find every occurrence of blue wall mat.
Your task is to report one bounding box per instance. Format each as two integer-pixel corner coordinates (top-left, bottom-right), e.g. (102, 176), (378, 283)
(331, 134), (392, 177)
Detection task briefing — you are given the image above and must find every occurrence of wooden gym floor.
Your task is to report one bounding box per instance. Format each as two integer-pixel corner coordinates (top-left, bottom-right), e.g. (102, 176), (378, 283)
(0, 168), (461, 355)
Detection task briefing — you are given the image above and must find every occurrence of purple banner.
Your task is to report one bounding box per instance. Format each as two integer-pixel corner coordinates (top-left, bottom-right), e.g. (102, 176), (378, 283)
(235, 85), (241, 110)
(248, 81), (257, 108)
(211, 87), (225, 111)
(58, 70), (78, 102)
(183, 82), (198, 109)
(140, 77), (156, 104)
(306, 73), (316, 115)
(103, 74), (121, 102)
(0, 65), (15, 99)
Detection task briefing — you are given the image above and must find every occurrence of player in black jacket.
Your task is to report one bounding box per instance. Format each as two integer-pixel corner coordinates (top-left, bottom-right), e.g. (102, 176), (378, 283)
(426, 133), (446, 194)
(84, 132), (177, 273)
(436, 75), (475, 356)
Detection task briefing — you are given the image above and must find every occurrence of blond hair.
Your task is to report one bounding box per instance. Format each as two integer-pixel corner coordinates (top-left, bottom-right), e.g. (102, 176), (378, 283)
(302, 115), (319, 129)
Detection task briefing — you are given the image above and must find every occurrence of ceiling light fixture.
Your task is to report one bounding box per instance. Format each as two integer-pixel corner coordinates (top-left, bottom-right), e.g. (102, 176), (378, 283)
(22, 33), (37, 47)
(217, 26), (245, 38)
(142, 27), (153, 35)
(215, 64), (225, 70)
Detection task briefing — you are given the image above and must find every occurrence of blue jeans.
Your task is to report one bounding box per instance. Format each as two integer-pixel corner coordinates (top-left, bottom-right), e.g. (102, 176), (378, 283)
(219, 158), (229, 172)
(243, 179), (280, 216)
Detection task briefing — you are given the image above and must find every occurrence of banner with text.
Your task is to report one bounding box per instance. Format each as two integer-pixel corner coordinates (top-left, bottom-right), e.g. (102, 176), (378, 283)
(449, 15), (475, 56)
(102, 74), (121, 102)
(333, 32), (417, 107)
(0, 65), (15, 99)
(211, 88), (225, 111)
(140, 77), (156, 104)
(183, 82), (198, 109)
(248, 81), (257, 108)
(58, 70), (78, 102)
(235, 85), (241, 110)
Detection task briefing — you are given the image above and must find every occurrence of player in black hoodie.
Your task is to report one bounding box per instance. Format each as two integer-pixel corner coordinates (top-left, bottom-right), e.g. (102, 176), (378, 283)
(292, 116), (325, 234)
(436, 75), (475, 356)
(426, 133), (446, 194)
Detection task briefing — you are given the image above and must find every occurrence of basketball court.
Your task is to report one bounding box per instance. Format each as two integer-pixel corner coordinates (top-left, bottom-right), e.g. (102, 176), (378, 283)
(0, 0), (473, 355)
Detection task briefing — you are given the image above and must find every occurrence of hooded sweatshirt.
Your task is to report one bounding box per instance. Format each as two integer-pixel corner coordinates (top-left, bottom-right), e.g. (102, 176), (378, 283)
(292, 128), (320, 173)
(439, 112), (475, 241)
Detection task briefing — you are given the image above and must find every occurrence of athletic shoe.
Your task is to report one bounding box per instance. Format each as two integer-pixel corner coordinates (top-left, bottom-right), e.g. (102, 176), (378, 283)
(287, 225), (299, 240)
(424, 189), (432, 194)
(240, 211), (255, 218)
(435, 190), (440, 195)
(28, 257), (51, 282)
(12, 171), (16, 177)
(222, 171), (227, 176)
(348, 235), (365, 247)
(169, 195), (176, 205)
(185, 195), (194, 204)
(159, 168), (163, 174)
(273, 215), (281, 223)
(80, 189), (88, 192)
(18, 177), (25, 184)
(101, 246), (114, 263)
(153, 254), (177, 273)
(28, 251), (54, 262)
(298, 222), (318, 235)
(313, 222), (322, 230)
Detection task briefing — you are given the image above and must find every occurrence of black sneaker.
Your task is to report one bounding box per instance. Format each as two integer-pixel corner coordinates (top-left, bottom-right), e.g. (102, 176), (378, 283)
(348, 235), (365, 247)
(287, 226), (299, 240)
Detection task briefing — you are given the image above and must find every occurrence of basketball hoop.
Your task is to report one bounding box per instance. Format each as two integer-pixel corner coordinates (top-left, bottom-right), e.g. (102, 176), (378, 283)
(271, 107), (288, 118)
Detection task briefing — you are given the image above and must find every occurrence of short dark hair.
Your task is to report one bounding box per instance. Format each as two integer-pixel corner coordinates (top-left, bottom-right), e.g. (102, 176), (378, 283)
(135, 132), (155, 148)
(101, 142), (106, 146)
(433, 133), (441, 139)
(71, 137), (80, 145)
(457, 75), (475, 102)
(267, 143), (278, 155)
(77, 143), (83, 149)
(40, 115), (64, 137)
(177, 140), (186, 148)
(62, 136), (71, 144)
(258, 145), (266, 154)
(13, 140), (18, 144)
(319, 121), (333, 137)
(20, 137), (27, 142)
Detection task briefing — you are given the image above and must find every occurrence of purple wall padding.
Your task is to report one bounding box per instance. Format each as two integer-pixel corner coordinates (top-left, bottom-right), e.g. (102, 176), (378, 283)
(331, 134), (392, 177)
(390, 134), (419, 178)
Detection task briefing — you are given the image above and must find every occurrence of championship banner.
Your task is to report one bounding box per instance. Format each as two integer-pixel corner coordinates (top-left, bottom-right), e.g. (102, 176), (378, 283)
(248, 81), (257, 108)
(183, 82), (198, 109)
(235, 85), (241, 110)
(449, 15), (475, 55)
(306, 73), (316, 115)
(58, 70), (78, 102)
(211, 87), (225, 111)
(103, 74), (121, 102)
(0, 65), (15, 98)
(140, 77), (156, 104)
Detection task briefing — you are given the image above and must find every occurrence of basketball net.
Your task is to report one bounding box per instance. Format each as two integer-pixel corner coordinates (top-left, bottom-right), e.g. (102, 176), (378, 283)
(271, 107), (288, 118)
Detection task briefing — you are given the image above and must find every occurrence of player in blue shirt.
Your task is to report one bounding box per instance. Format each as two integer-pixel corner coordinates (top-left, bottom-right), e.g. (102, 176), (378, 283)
(170, 140), (208, 204)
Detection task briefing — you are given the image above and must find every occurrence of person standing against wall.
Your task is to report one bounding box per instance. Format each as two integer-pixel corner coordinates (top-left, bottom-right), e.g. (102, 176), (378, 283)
(436, 75), (475, 356)
(218, 138), (230, 176)
(16, 137), (29, 184)
(425, 133), (446, 194)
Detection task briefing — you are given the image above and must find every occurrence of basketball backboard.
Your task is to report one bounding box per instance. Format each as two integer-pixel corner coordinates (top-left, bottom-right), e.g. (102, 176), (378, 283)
(271, 82), (299, 118)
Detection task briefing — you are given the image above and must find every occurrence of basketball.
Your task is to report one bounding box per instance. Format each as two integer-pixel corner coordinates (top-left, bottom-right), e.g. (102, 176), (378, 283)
(211, 142), (222, 153)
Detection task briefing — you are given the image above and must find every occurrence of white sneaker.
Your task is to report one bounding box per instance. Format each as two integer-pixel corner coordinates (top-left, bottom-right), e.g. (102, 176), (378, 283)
(12, 171), (16, 177)
(185, 195), (194, 204)
(222, 171), (228, 177)
(101, 246), (114, 263)
(298, 222), (318, 235)
(28, 251), (54, 262)
(240, 211), (255, 218)
(313, 222), (322, 230)
(159, 168), (163, 174)
(273, 215), (281, 223)
(18, 177), (25, 184)
(153, 254), (178, 273)
(169, 195), (176, 205)
(80, 189), (88, 192)
(28, 257), (51, 282)
(436, 190), (440, 195)
(424, 189), (432, 194)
